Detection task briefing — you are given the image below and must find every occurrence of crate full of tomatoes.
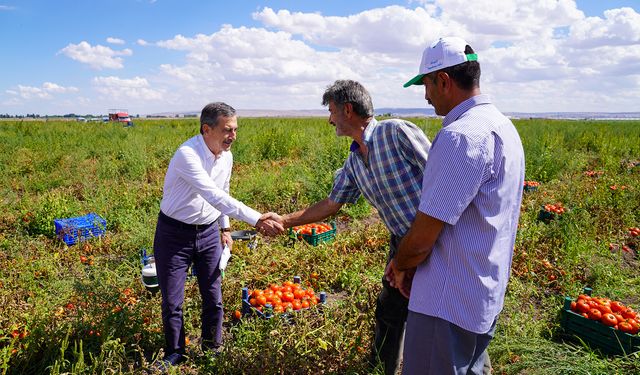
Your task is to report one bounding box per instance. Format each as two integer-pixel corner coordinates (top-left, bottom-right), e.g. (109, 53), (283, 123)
(560, 287), (640, 354)
(289, 222), (336, 246)
(240, 276), (326, 319)
(523, 180), (540, 192)
(538, 203), (566, 223)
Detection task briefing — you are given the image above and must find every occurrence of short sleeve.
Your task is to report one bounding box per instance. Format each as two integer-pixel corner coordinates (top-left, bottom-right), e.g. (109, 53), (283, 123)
(329, 164), (361, 204)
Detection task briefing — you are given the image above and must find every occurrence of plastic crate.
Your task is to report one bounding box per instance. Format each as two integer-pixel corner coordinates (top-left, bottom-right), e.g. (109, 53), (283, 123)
(241, 276), (326, 319)
(289, 222), (336, 246)
(537, 209), (556, 223)
(523, 181), (540, 192)
(54, 213), (107, 246)
(560, 288), (640, 355)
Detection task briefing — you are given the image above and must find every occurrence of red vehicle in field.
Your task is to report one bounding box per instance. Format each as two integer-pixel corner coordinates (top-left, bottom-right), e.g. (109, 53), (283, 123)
(108, 109), (133, 125)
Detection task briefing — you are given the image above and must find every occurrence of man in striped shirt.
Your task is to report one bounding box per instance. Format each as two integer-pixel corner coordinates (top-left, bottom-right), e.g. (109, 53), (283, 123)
(391, 37), (525, 374)
(282, 79), (431, 375)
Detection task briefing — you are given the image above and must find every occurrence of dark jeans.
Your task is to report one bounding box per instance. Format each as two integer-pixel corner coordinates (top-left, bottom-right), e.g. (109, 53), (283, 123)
(153, 213), (223, 356)
(372, 235), (409, 375)
(402, 312), (497, 375)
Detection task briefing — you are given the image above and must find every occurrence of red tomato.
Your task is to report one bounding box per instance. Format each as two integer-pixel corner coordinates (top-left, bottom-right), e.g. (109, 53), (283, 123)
(610, 301), (625, 313)
(588, 308), (602, 321)
(622, 309), (637, 320)
(601, 313), (618, 327)
(301, 300), (310, 309)
(596, 304), (612, 314)
(570, 301), (578, 312)
(282, 292), (294, 303)
(257, 295), (267, 306)
(578, 294), (592, 302)
(613, 313), (625, 324)
(293, 289), (305, 300)
(233, 310), (242, 320)
(619, 321), (635, 334)
(577, 301), (591, 314)
(292, 301), (302, 311)
(627, 318), (640, 332)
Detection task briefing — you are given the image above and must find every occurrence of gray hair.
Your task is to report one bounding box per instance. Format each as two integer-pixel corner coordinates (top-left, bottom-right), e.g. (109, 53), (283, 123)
(321, 80), (374, 118)
(200, 102), (236, 134)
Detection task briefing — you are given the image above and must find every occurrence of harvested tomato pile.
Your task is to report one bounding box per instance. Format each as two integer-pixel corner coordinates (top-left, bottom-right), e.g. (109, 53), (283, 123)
(569, 293), (639, 334)
(244, 280), (321, 315)
(292, 223), (333, 235)
(524, 180), (540, 188)
(543, 203), (566, 215)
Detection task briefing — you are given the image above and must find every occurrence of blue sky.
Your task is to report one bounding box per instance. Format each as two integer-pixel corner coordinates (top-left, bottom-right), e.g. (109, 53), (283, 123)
(1, 0), (639, 115)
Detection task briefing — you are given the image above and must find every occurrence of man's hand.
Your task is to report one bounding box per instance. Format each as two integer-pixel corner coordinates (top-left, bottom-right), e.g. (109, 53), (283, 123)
(386, 258), (415, 299)
(221, 231), (233, 250)
(256, 212), (285, 236)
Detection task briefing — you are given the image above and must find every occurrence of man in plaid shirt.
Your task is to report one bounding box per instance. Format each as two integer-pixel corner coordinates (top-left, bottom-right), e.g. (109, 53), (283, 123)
(282, 80), (431, 374)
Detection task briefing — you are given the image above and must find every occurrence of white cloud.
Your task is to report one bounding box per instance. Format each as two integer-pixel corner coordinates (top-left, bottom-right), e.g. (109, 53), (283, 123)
(59, 41), (133, 70)
(253, 6), (441, 55)
(7, 82), (78, 100)
(566, 7), (640, 48)
(37, 1), (640, 113)
(106, 37), (126, 45)
(92, 76), (165, 101)
(0, 5), (15, 11)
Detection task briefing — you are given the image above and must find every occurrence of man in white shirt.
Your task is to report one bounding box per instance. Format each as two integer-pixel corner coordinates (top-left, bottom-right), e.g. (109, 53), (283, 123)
(153, 102), (283, 368)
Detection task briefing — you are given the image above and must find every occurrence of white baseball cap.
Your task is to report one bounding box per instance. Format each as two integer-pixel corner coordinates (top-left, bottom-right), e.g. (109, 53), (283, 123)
(403, 37), (478, 88)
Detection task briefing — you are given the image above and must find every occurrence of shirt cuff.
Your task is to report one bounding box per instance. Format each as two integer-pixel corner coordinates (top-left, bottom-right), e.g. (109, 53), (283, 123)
(218, 215), (230, 229)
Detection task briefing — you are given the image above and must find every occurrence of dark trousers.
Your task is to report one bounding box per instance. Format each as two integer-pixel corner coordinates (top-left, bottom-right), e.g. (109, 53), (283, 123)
(372, 235), (409, 375)
(402, 312), (496, 375)
(153, 212), (223, 356)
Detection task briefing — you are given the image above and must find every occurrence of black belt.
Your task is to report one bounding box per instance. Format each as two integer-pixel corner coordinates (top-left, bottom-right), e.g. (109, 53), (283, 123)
(159, 211), (214, 231)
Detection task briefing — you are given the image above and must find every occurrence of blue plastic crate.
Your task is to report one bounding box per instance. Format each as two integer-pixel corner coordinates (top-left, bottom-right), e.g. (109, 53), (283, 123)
(54, 213), (107, 246)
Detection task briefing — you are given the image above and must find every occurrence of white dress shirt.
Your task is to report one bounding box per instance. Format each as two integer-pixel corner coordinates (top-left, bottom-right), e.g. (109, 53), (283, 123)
(159, 134), (261, 227)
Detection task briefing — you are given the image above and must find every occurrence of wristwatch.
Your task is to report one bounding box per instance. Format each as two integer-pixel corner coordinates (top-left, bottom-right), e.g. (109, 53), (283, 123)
(221, 227), (231, 233)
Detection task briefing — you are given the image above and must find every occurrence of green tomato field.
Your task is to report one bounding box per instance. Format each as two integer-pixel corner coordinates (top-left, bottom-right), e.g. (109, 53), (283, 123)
(0, 117), (639, 374)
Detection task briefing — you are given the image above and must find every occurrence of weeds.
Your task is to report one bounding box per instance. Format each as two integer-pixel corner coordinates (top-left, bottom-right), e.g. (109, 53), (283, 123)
(0, 118), (639, 374)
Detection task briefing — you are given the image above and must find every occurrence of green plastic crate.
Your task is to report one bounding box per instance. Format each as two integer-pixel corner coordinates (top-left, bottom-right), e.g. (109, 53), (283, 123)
(560, 288), (640, 355)
(289, 222), (336, 246)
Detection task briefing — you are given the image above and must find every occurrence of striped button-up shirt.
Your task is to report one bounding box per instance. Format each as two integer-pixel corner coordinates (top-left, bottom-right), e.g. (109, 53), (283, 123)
(329, 118), (431, 238)
(409, 94), (525, 334)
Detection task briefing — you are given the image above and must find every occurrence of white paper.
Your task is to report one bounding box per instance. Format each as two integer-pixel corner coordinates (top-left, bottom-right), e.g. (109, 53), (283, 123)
(219, 245), (231, 271)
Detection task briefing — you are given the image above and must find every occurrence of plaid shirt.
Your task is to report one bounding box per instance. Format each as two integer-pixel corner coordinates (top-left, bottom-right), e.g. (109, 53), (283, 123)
(329, 118), (431, 237)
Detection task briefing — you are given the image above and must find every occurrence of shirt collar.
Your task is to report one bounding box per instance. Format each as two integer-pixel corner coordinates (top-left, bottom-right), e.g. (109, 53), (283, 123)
(350, 118), (378, 152)
(442, 94), (491, 127)
(197, 134), (217, 161)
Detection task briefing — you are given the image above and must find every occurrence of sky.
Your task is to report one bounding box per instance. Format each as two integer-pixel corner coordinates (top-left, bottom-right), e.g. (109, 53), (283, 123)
(1, 0), (639, 116)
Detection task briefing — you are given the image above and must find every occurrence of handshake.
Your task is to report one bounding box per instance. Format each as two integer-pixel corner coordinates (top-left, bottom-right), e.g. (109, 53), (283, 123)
(254, 212), (287, 236)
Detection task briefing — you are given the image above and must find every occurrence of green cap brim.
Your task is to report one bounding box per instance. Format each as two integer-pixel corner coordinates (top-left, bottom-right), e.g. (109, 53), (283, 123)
(403, 73), (425, 88)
